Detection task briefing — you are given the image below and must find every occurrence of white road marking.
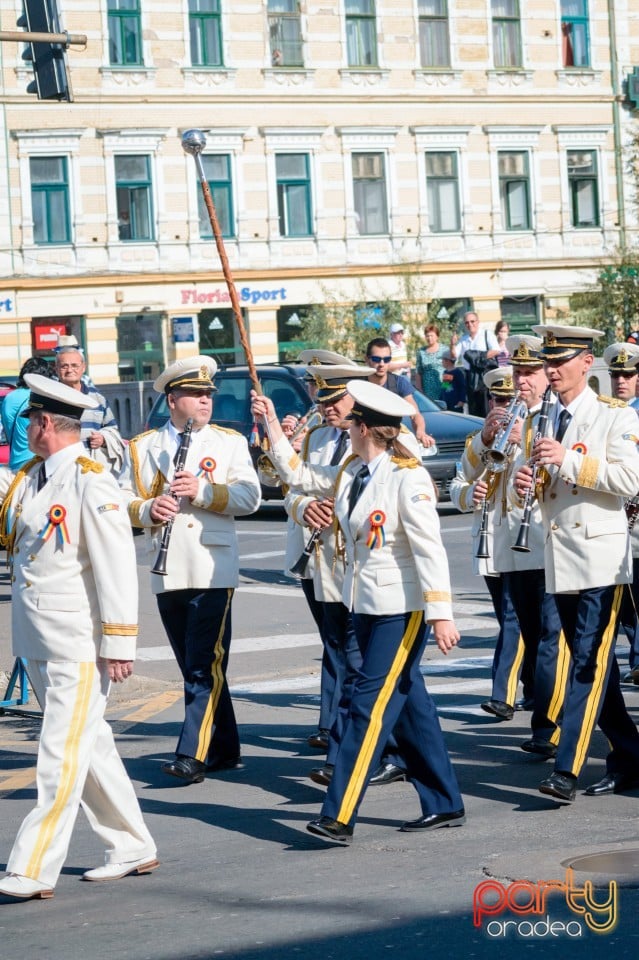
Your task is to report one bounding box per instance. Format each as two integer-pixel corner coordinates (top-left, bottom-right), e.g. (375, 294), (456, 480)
(240, 550), (286, 560)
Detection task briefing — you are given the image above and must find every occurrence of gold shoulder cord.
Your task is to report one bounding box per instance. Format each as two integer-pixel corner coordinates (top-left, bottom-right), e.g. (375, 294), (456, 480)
(129, 438), (166, 501)
(390, 456), (420, 469)
(76, 456), (103, 474)
(0, 457), (42, 553)
(330, 453), (358, 571)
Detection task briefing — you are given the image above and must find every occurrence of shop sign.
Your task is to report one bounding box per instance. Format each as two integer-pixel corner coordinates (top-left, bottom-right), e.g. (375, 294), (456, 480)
(180, 286), (288, 307)
(172, 316), (195, 343)
(34, 323), (66, 350)
(0, 295), (14, 316)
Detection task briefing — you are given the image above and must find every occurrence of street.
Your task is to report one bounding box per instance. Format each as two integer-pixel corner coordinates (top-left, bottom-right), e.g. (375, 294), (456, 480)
(1, 504), (639, 959)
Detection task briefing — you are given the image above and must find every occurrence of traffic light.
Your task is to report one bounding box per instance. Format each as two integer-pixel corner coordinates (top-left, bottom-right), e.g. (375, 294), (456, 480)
(18, 0), (71, 101)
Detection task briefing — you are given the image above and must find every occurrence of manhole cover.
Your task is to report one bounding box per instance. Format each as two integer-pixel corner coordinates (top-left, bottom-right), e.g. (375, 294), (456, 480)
(563, 849), (639, 877)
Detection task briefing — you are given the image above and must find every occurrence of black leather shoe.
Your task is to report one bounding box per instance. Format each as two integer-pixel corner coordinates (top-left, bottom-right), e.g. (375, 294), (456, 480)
(539, 771), (577, 803)
(515, 697), (535, 711)
(161, 755), (207, 784)
(585, 771), (639, 796)
(480, 699), (514, 721)
(310, 764), (334, 786)
(521, 738), (557, 759)
(307, 730), (329, 751)
(206, 756), (243, 772)
(306, 816), (353, 844)
(400, 809), (466, 832)
(369, 762), (407, 786)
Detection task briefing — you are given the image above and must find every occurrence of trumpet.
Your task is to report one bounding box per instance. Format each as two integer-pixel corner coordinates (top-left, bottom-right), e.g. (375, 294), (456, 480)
(483, 392), (527, 470)
(512, 386), (553, 553)
(257, 405), (323, 487)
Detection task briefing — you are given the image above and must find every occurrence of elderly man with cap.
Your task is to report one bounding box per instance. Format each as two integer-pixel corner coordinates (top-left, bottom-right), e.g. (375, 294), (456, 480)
(515, 324), (639, 802)
(453, 366), (531, 720)
(251, 380), (463, 844)
(604, 342), (639, 684)
(388, 323), (411, 378)
(0, 375), (157, 901)
(120, 356), (261, 784)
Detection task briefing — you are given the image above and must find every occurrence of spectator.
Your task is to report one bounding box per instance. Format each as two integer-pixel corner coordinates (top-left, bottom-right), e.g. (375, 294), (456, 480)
(494, 320), (511, 366)
(453, 311), (500, 417)
(387, 323), (411, 378)
(440, 351), (467, 411)
(415, 324), (447, 400)
(1, 357), (54, 470)
(365, 337), (434, 447)
(54, 347), (125, 475)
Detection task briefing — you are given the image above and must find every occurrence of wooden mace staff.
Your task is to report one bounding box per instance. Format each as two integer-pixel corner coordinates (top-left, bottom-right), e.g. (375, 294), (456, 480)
(181, 129), (262, 397)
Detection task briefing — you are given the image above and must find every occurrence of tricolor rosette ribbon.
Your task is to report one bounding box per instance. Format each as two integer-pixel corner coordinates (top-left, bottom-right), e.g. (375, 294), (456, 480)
(40, 504), (70, 546)
(197, 456), (216, 482)
(366, 509), (386, 550)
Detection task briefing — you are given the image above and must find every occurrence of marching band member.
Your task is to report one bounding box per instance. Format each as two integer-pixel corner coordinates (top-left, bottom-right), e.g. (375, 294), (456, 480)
(251, 381), (464, 844)
(120, 357), (260, 784)
(0, 375), (156, 900)
(515, 325), (639, 802)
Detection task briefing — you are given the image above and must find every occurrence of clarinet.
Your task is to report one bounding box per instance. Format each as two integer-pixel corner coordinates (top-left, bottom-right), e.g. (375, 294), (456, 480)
(151, 418), (193, 575)
(475, 469), (493, 559)
(290, 527), (323, 576)
(512, 387), (552, 553)
(625, 496), (639, 531)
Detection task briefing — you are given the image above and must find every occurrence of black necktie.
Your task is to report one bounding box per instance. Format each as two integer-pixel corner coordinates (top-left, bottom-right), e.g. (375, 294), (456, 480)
(37, 463), (47, 491)
(330, 431), (349, 466)
(556, 409), (572, 443)
(348, 464), (370, 517)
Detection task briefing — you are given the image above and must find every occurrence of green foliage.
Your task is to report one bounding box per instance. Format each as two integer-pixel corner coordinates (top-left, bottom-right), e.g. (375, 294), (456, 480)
(569, 248), (639, 351)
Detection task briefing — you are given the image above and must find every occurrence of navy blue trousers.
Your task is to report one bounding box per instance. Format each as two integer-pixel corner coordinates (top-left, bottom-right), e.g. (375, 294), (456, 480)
(321, 611), (462, 829)
(553, 586), (639, 778)
(318, 602), (362, 756)
(157, 587), (240, 765)
(619, 558), (639, 671)
(487, 575), (529, 705)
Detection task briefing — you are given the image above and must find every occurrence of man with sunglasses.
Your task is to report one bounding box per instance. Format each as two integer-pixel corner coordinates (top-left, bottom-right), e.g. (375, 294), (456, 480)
(604, 342), (639, 684)
(365, 338), (433, 447)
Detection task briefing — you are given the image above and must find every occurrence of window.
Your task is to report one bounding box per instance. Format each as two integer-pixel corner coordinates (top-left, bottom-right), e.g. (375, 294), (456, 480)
(498, 152), (531, 230)
(352, 152), (388, 234)
(276, 153), (312, 236)
(561, 0), (589, 67)
(345, 0), (377, 67)
(30, 156), (71, 244)
(491, 0), (521, 68)
(567, 150), (598, 227)
(189, 0), (222, 66)
(199, 154), (234, 238)
(115, 155), (153, 241)
(268, 0), (303, 66)
(418, 0), (450, 68)
(108, 0), (142, 66)
(426, 152), (460, 232)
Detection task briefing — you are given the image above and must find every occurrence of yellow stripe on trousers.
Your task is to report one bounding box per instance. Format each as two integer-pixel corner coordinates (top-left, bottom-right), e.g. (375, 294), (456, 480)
(337, 611), (422, 826)
(548, 631), (570, 745)
(572, 585), (623, 776)
(505, 634), (525, 707)
(195, 588), (233, 762)
(26, 662), (93, 880)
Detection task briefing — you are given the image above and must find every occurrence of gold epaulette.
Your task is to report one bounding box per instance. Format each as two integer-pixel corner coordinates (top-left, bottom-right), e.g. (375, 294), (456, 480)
(399, 424), (411, 435)
(598, 394), (628, 408)
(464, 430), (481, 449)
(211, 424), (243, 437)
(130, 428), (157, 443)
(76, 456), (104, 474)
(391, 456), (420, 469)
(0, 457), (42, 552)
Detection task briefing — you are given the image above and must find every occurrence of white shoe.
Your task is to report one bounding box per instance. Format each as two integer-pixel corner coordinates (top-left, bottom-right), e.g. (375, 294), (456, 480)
(0, 874), (54, 900)
(82, 855), (159, 882)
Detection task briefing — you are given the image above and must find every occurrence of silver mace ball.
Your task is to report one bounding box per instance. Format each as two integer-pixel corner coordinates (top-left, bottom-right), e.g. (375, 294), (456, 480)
(181, 129), (207, 156)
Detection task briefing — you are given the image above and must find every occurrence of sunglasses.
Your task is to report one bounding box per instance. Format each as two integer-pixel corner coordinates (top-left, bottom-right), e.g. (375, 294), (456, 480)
(368, 355), (392, 364)
(490, 395), (512, 405)
(610, 371), (636, 379)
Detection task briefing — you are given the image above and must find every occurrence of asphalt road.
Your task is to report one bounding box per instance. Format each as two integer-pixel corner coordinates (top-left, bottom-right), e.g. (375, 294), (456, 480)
(1, 504), (639, 959)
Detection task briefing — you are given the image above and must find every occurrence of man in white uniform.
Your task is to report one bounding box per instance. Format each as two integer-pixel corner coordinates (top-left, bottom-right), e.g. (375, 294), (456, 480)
(0, 375), (157, 900)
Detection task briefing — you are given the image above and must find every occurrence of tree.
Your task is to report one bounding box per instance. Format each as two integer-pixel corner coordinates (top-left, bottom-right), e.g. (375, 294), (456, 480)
(570, 248), (639, 350)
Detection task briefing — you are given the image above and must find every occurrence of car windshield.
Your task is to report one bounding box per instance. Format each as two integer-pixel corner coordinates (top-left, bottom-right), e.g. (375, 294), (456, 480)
(411, 388), (443, 414)
(150, 374), (311, 426)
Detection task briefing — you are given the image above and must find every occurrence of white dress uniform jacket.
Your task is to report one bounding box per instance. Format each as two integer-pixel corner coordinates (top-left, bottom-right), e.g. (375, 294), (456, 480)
(535, 389), (639, 594)
(120, 422), (260, 593)
(269, 436), (452, 622)
(0, 445), (138, 662)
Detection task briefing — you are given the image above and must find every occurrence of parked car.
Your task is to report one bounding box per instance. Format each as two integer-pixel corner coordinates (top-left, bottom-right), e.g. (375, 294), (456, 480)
(144, 364), (482, 501)
(144, 364), (312, 499)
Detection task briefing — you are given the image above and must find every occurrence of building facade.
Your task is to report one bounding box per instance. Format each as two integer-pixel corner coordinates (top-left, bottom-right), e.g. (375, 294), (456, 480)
(0, 0), (638, 381)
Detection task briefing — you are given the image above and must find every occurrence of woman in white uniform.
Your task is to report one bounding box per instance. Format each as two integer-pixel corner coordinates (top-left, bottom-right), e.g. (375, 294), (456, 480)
(252, 380), (464, 844)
